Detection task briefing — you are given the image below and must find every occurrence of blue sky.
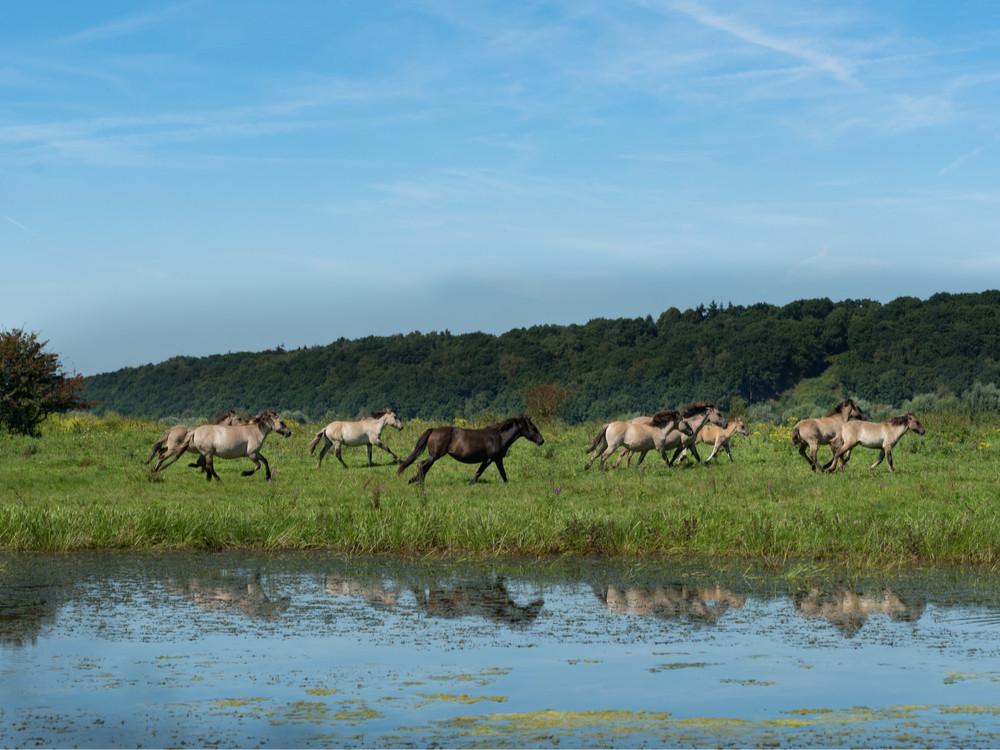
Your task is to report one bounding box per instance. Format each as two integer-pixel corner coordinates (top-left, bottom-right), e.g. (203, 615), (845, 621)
(3, 1), (1000, 375)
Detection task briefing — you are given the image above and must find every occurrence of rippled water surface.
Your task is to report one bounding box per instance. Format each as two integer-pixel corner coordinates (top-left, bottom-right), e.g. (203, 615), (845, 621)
(4, 552), (1000, 747)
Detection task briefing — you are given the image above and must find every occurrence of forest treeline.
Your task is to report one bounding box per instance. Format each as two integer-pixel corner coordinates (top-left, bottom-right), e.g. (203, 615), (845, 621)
(83, 291), (1000, 424)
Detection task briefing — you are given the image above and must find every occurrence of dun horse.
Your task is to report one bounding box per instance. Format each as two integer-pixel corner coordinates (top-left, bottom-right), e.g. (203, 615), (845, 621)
(791, 398), (867, 471)
(155, 410), (292, 481)
(147, 410), (248, 473)
(827, 412), (925, 472)
(584, 409), (689, 471)
(680, 417), (751, 464)
(397, 415), (544, 485)
(616, 402), (728, 468)
(308, 408), (403, 468)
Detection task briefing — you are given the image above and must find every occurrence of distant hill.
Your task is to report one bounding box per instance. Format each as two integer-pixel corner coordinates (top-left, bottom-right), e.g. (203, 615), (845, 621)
(83, 291), (1000, 424)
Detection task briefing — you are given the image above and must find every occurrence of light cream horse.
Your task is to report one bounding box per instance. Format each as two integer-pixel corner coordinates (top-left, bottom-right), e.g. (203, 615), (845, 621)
(679, 417), (751, 464)
(155, 409), (292, 481)
(619, 402), (729, 468)
(584, 409), (689, 471)
(147, 409), (248, 472)
(827, 412), (925, 472)
(308, 408), (403, 468)
(790, 398), (867, 471)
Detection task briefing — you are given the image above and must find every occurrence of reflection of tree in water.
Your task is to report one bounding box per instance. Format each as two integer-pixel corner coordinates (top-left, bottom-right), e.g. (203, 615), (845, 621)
(0, 580), (65, 648)
(792, 587), (925, 638)
(167, 572), (290, 620)
(325, 572), (544, 626)
(593, 583), (745, 624)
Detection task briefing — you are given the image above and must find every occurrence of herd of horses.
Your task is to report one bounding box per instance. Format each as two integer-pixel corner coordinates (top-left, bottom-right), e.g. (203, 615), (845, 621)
(147, 398), (925, 484)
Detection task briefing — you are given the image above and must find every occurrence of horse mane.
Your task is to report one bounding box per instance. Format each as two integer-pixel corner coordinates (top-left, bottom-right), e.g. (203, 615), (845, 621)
(210, 409), (242, 424)
(888, 414), (910, 426)
(489, 415), (527, 431)
(825, 398), (857, 417)
(651, 409), (681, 426)
(681, 402), (715, 418)
(369, 407), (393, 419)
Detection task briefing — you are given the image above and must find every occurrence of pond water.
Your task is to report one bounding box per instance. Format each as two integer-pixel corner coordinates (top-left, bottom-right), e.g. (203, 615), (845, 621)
(4, 552), (1000, 748)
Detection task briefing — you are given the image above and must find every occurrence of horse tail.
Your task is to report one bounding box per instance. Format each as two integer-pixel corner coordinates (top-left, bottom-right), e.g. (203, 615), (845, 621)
(397, 428), (433, 475)
(154, 432), (194, 473)
(791, 425), (802, 444)
(307, 429), (325, 456)
(586, 424), (608, 454)
(145, 430), (170, 464)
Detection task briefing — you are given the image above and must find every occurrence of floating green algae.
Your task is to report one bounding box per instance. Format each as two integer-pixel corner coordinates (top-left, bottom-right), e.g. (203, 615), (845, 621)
(403, 704), (1000, 747)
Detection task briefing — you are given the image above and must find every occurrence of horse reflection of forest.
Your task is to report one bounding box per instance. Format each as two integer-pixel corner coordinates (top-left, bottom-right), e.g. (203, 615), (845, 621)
(592, 583), (745, 624)
(325, 573), (544, 625)
(167, 572), (291, 620)
(792, 587), (925, 637)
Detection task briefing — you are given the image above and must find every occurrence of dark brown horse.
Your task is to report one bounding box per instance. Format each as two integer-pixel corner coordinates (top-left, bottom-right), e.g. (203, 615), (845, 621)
(397, 415), (544, 484)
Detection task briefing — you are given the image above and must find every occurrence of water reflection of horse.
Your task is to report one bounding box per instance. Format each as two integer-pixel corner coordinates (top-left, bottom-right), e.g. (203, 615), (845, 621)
(167, 572), (290, 619)
(593, 583), (745, 624)
(325, 573), (544, 625)
(792, 587), (924, 637)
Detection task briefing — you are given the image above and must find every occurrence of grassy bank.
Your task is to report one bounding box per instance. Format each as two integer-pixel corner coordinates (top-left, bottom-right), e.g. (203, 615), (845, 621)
(2, 412), (999, 568)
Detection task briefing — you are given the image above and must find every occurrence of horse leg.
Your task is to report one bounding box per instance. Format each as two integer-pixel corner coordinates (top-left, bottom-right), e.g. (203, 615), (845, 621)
(808, 444), (821, 472)
(634, 450), (648, 467)
(241, 452), (270, 479)
(315, 437), (333, 469)
(584, 439), (607, 470)
(153, 445), (187, 473)
(798, 442), (816, 470)
(409, 451), (441, 484)
(335, 441), (349, 469)
(688, 445), (702, 463)
(470, 459), (496, 485)
(723, 443), (734, 463)
(494, 457), (508, 482)
(204, 455), (219, 481)
(705, 442), (720, 464)
(366, 444), (374, 466)
(871, 448), (887, 471)
(667, 446), (684, 466)
(375, 441), (400, 463)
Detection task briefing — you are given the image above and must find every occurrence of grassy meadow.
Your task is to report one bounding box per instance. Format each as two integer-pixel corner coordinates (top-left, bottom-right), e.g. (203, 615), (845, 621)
(2, 411), (999, 569)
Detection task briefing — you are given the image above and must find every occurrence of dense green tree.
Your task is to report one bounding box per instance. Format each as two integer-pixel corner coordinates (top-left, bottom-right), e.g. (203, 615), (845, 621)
(82, 291), (1000, 422)
(0, 329), (90, 436)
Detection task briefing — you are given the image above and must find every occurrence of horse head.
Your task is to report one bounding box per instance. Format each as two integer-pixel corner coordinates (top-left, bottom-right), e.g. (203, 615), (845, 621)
(905, 412), (926, 435)
(834, 398), (867, 421)
(707, 404), (728, 428)
(257, 410), (292, 437)
(733, 418), (750, 437)
(519, 415), (545, 446)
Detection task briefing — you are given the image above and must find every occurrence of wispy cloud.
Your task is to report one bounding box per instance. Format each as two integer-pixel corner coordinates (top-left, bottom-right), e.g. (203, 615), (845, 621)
(661, 0), (859, 83)
(2, 214), (37, 236)
(57, 2), (197, 44)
